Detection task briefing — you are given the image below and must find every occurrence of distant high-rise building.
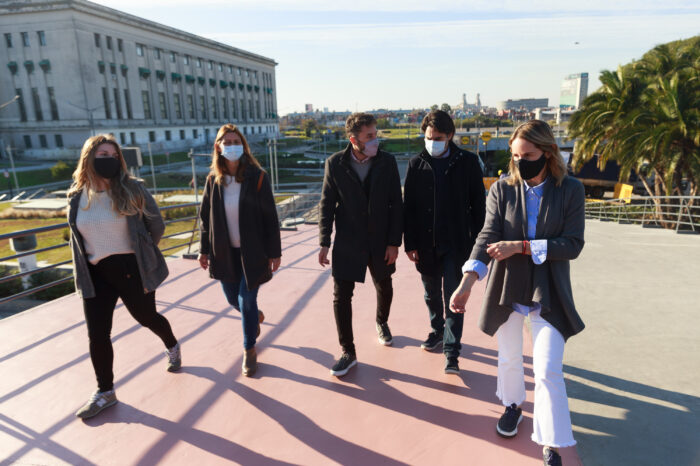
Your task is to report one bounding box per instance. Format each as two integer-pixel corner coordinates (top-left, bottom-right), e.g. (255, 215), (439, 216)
(462, 93), (467, 109)
(475, 93), (481, 109)
(305, 103), (313, 113)
(560, 73), (588, 108)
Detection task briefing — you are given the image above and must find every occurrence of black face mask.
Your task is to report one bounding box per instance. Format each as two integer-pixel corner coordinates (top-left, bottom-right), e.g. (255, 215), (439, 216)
(94, 157), (121, 179)
(516, 153), (547, 180)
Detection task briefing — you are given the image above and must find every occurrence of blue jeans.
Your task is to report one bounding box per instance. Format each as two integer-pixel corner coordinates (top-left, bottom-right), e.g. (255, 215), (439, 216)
(420, 250), (463, 358)
(220, 248), (260, 350)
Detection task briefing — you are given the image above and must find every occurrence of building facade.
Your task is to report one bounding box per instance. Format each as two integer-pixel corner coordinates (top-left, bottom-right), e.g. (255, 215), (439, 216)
(496, 98), (549, 112)
(0, 0), (279, 159)
(559, 72), (588, 108)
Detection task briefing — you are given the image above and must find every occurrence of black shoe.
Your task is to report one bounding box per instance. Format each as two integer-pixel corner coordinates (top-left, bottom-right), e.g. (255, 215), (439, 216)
(421, 332), (443, 351)
(444, 356), (459, 374)
(543, 447), (562, 466)
(376, 322), (393, 346)
(496, 403), (523, 437)
(330, 353), (357, 377)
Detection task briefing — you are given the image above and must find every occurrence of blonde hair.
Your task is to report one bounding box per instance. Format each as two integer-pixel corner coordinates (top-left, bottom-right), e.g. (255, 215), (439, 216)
(68, 134), (150, 217)
(210, 124), (261, 185)
(506, 120), (568, 187)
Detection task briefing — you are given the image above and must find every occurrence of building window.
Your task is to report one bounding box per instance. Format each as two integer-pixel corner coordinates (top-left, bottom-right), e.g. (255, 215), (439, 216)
(256, 101), (261, 119)
(228, 65), (233, 74)
(218, 63), (223, 72)
(55, 134), (63, 147)
(158, 92), (167, 119)
(136, 43), (144, 56)
(222, 97), (228, 119)
(170, 52), (176, 63)
(117, 38), (122, 52)
(37, 31), (46, 46)
(4, 33), (12, 48)
(47, 87), (59, 120)
(186, 94), (194, 119)
(173, 93), (182, 119)
(232, 100), (237, 120)
(179, 129), (185, 140)
(39, 135), (47, 148)
(165, 130), (171, 141)
(15, 89), (27, 122)
(196, 58), (202, 68)
(155, 48), (161, 59)
(21, 32), (29, 47)
(184, 55), (190, 65)
(130, 132), (136, 144)
(243, 127), (247, 135)
(149, 131), (156, 142)
(248, 99), (253, 121)
(102, 88), (111, 119)
(142, 91), (151, 119)
(94, 33), (100, 47)
(193, 129), (198, 139)
(237, 68), (241, 76)
(124, 90), (132, 119)
(199, 95), (206, 119)
(113, 88), (123, 119)
(31, 88), (43, 121)
(119, 132), (126, 145)
(106, 36), (112, 50)
(24, 135), (32, 149)
(208, 61), (213, 70)
(211, 96), (217, 119)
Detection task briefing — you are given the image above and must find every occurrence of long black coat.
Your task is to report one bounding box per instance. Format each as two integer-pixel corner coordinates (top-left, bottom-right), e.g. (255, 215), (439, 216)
(199, 165), (281, 290)
(319, 145), (403, 283)
(403, 141), (486, 276)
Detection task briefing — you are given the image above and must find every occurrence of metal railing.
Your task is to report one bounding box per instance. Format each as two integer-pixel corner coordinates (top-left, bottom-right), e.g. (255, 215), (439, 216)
(585, 196), (700, 233)
(0, 202), (200, 305)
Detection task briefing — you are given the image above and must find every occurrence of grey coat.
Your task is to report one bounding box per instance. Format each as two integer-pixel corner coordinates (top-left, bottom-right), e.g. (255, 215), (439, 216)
(319, 145), (403, 283)
(470, 175), (586, 340)
(68, 184), (169, 299)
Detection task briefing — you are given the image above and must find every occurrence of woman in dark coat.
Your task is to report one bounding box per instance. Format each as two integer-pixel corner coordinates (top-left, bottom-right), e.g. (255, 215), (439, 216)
(450, 120), (585, 466)
(198, 124), (281, 377)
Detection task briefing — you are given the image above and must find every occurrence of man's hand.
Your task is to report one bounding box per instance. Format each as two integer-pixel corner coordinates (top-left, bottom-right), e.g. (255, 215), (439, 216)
(385, 245), (399, 265)
(269, 257), (281, 273)
(449, 273), (477, 313)
(318, 246), (330, 267)
(198, 253), (209, 270)
(405, 250), (419, 263)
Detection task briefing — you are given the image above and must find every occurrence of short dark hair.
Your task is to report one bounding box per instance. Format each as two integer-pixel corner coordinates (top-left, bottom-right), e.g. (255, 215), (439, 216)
(345, 112), (377, 138)
(421, 110), (455, 136)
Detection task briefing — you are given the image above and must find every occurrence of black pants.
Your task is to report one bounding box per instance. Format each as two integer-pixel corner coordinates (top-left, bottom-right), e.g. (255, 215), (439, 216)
(333, 260), (392, 356)
(83, 254), (177, 392)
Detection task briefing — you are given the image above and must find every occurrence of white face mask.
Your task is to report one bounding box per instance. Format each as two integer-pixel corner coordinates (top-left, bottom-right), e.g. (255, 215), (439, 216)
(360, 138), (379, 157)
(425, 138), (447, 157)
(221, 144), (244, 161)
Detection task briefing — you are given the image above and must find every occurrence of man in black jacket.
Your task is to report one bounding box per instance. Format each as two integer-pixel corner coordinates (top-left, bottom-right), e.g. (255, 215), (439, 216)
(403, 110), (486, 374)
(319, 112), (403, 377)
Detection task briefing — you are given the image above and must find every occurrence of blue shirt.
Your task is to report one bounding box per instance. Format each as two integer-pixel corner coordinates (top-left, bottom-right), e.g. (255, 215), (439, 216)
(462, 178), (548, 315)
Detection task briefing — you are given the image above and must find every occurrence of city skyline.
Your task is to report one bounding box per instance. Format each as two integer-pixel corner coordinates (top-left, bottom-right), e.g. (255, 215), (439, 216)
(69, 1), (700, 115)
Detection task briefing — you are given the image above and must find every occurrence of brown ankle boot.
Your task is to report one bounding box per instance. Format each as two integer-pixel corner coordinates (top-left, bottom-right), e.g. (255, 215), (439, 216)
(242, 347), (257, 376)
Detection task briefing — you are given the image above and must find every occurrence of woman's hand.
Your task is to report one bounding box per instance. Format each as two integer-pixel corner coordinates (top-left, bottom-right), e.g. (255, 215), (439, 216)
(198, 253), (209, 270)
(486, 241), (521, 261)
(270, 257), (281, 273)
(405, 250), (419, 263)
(449, 272), (478, 313)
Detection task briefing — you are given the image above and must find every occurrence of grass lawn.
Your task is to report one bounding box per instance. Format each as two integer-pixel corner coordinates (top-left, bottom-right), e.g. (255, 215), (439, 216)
(0, 218), (69, 268)
(381, 138), (425, 155)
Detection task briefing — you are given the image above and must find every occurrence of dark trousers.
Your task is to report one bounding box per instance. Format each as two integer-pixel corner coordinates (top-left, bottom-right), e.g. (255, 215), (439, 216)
(333, 260), (392, 356)
(420, 249), (463, 358)
(83, 253), (177, 392)
(219, 247), (260, 350)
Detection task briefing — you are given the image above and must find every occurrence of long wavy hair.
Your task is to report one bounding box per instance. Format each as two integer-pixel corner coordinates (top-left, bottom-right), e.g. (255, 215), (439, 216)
(210, 124), (261, 185)
(67, 134), (151, 217)
(507, 120), (568, 187)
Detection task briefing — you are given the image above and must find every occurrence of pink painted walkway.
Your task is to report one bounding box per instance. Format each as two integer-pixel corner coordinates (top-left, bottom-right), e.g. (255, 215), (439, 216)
(0, 225), (580, 465)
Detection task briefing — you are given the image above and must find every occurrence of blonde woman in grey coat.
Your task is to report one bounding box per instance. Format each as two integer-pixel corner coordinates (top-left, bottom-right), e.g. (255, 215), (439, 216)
(450, 120), (585, 466)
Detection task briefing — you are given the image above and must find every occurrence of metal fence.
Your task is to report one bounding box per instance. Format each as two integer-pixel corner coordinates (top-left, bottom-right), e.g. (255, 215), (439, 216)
(585, 196), (700, 233)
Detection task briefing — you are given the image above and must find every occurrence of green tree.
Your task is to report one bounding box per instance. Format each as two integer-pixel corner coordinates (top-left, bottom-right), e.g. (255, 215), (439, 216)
(50, 161), (74, 180)
(440, 103), (452, 113)
(430, 104), (439, 111)
(301, 119), (320, 137)
(569, 35), (700, 222)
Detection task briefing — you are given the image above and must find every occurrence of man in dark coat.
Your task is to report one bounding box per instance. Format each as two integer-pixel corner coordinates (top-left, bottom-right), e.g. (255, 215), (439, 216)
(319, 112), (403, 377)
(403, 110), (486, 374)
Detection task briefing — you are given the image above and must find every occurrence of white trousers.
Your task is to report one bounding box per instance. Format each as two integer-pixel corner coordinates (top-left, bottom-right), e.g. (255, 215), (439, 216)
(495, 309), (576, 448)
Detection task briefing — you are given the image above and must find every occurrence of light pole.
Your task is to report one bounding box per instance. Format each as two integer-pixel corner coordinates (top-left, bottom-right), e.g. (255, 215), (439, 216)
(66, 101), (103, 137)
(0, 95), (19, 111)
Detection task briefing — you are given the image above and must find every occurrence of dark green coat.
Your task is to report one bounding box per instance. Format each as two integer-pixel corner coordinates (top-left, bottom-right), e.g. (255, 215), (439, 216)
(199, 165), (281, 290)
(319, 145), (403, 283)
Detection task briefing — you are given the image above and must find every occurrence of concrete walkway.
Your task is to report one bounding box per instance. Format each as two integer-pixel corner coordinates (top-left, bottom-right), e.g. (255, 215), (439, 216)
(564, 220), (700, 466)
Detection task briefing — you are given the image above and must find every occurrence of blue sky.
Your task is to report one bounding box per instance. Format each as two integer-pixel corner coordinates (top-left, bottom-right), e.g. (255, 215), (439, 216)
(93, 1), (700, 115)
